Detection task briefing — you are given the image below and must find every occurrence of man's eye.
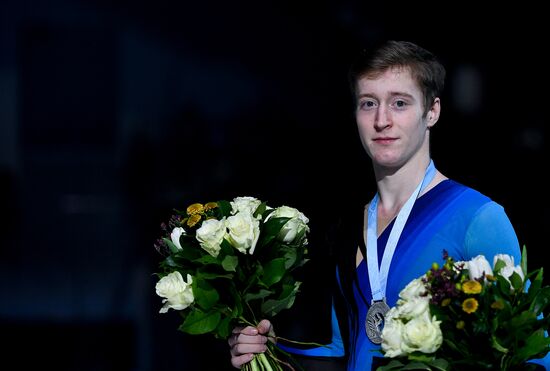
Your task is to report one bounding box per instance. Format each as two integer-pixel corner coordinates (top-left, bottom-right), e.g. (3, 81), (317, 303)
(394, 100), (407, 108)
(360, 100), (376, 110)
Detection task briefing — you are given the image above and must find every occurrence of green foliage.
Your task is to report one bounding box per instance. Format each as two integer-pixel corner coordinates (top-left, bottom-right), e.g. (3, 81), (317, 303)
(153, 196), (310, 342)
(378, 247), (550, 370)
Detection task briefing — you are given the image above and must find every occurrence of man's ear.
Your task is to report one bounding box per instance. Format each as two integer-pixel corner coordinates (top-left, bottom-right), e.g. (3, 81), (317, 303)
(427, 97), (441, 128)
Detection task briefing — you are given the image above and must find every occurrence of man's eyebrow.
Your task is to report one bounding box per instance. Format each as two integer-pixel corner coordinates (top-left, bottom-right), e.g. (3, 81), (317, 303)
(356, 91), (415, 99)
(387, 91), (415, 99)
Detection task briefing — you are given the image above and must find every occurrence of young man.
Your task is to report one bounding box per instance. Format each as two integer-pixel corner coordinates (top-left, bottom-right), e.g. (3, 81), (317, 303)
(228, 40), (548, 370)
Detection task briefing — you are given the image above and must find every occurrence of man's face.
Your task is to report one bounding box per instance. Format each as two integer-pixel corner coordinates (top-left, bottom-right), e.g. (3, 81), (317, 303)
(354, 67), (433, 169)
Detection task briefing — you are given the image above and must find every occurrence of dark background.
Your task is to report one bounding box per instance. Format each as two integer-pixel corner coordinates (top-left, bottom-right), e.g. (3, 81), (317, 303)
(0, 1), (547, 370)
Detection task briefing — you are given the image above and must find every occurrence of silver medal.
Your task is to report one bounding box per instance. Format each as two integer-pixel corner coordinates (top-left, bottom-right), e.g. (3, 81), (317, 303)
(365, 300), (390, 344)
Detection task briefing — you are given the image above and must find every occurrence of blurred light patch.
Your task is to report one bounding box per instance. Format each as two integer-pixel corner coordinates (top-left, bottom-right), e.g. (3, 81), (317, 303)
(451, 64), (483, 115)
(520, 127), (544, 151)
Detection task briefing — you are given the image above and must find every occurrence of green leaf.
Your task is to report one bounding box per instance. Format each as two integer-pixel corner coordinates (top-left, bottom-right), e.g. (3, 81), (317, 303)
(282, 248), (297, 269)
(513, 328), (550, 363)
(257, 217), (290, 248)
(253, 202), (267, 219)
(531, 286), (550, 314)
(195, 254), (221, 266)
(521, 245), (528, 280)
(402, 362), (433, 370)
(496, 275), (512, 297)
(509, 310), (538, 334)
(261, 258), (286, 287)
(244, 289), (273, 302)
(510, 271), (524, 291)
(408, 353), (436, 363)
(494, 258), (507, 274)
(261, 282), (300, 317)
(173, 243), (203, 261)
(192, 279), (219, 310)
(428, 358), (450, 370)
(217, 200), (232, 217)
(491, 334), (509, 353)
(179, 308), (221, 335)
(195, 269), (233, 280)
(215, 316), (233, 339)
(163, 237), (181, 254)
(222, 255), (238, 272)
(164, 255), (179, 268)
(220, 238), (235, 255)
(376, 359), (405, 371)
(527, 268), (544, 302)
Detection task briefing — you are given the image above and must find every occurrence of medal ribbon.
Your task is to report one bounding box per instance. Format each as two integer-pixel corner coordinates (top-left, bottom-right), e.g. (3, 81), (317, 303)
(365, 160), (436, 303)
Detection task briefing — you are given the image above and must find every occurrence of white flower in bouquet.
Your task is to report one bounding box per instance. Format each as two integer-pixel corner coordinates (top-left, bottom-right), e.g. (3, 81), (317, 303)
(170, 227), (185, 250)
(266, 205), (310, 243)
(397, 295), (430, 320)
(395, 277), (431, 319)
(381, 309), (405, 358)
(196, 218), (226, 257)
(230, 196), (262, 217)
(226, 212), (260, 254)
(465, 254), (493, 280)
(494, 253), (525, 288)
(401, 311), (442, 354)
(378, 248), (550, 371)
(156, 271), (194, 313)
(398, 276), (427, 301)
(154, 196), (314, 371)
(381, 275), (442, 358)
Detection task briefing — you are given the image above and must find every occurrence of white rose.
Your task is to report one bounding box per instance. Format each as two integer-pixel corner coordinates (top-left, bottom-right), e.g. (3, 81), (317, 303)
(381, 311), (405, 358)
(265, 206), (310, 243)
(494, 254), (525, 286)
(467, 255), (493, 280)
(500, 265), (525, 284)
(155, 271), (194, 313)
(196, 218), (226, 257)
(225, 212), (260, 254)
(230, 196), (262, 217)
(397, 296), (430, 320)
(493, 254), (515, 269)
(170, 227), (185, 250)
(399, 277), (427, 301)
(401, 311), (442, 354)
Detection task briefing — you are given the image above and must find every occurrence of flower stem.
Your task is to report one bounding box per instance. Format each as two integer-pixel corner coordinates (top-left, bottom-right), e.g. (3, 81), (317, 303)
(274, 335), (329, 348)
(250, 356), (260, 371)
(258, 353), (274, 371)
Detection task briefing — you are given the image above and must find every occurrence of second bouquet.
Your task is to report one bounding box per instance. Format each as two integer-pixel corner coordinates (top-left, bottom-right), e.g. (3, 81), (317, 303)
(153, 196), (311, 370)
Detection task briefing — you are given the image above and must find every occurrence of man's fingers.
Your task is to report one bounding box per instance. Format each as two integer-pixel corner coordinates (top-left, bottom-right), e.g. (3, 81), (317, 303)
(228, 323), (270, 369)
(256, 319), (272, 335)
(230, 343), (267, 357)
(233, 325), (258, 336)
(229, 333), (268, 348)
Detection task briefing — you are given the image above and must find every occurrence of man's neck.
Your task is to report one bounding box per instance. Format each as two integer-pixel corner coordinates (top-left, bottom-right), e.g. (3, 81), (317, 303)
(374, 156), (431, 215)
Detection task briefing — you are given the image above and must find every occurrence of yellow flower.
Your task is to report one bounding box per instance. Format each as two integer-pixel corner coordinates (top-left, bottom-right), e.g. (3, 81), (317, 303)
(462, 298), (479, 314)
(491, 300), (504, 310)
(204, 202), (218, 211)
(462, 280), (482, 294)
(187, 203), (204, 215)
(187, 214), (202, 227)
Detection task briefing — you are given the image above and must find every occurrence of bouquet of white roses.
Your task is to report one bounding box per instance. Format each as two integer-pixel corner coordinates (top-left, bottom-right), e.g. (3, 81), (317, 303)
(154, 196), (311, 370)
(378, 247), (550, 370)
